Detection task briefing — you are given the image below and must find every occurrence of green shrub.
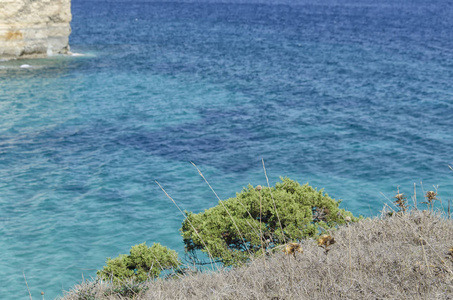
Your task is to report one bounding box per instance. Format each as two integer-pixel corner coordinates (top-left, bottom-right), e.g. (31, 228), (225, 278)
(181, 177), (358, 266)
(97, 242), (181, 283)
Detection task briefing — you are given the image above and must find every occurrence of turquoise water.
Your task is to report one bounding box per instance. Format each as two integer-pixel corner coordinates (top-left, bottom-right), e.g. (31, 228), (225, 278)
(1, 0), (453, 298)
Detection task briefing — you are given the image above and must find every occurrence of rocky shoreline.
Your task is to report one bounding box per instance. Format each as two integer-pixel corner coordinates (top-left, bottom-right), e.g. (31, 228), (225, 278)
(0, 0), (71, 59)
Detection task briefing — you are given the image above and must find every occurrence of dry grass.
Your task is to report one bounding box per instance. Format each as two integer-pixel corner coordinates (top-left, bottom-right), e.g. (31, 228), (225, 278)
(61, 210), (453, 300)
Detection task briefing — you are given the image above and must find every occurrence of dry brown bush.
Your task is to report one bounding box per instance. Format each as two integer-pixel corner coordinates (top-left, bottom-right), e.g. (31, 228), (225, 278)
(61, 210), (453, 300)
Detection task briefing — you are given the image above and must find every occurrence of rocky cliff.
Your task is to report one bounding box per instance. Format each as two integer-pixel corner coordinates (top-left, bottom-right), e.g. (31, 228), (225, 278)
(0, 0), (71, 59)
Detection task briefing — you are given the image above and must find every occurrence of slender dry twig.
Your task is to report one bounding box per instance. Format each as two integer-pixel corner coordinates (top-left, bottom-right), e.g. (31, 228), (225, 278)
(23, 271), (32, 300)
(190, 162), (252, 257)
(448, 165), (453, 219)
(421, 241), (432, 276)
(448, 199), (451, 219)
(346, 221), (352, 287)
(155, 181), (216, 270)
(257, 186), (266, 260)
(379, 193), (398, 215)
(262, 159), (286, 243)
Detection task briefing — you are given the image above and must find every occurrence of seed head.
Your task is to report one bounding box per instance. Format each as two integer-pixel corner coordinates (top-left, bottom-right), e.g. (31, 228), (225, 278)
(283, 242), (303, 257)
(394, 193), (408, 212)
(256, 185), (262, 192)
(425, 191), (438, 202)
(317, 234), (335, 253)
(394, 193), (405, 201)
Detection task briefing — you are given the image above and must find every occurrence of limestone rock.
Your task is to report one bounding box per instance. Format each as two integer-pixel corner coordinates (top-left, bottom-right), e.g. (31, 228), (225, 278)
(0, 0), (71, 59)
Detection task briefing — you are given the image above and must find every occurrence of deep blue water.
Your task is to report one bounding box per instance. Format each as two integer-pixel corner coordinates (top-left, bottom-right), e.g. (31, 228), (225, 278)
(1, 0), (452, 298)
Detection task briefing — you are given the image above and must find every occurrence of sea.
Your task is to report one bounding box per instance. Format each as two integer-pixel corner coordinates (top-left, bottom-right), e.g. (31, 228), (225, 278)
(1, 0), (452, 298)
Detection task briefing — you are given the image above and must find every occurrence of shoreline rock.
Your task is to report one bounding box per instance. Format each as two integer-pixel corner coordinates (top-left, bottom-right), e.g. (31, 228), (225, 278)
(0, 0), (71, 59)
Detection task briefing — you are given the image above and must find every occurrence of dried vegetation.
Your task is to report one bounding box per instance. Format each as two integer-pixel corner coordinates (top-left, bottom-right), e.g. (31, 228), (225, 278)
(61, 210), (453, 300)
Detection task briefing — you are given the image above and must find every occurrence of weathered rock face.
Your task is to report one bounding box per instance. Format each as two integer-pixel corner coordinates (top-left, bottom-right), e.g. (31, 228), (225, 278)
(0, 0), (71, 59)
